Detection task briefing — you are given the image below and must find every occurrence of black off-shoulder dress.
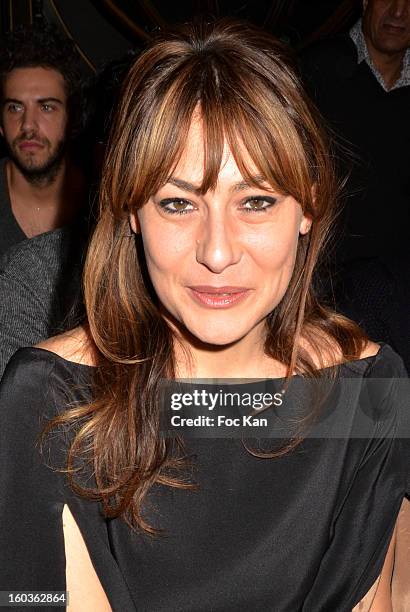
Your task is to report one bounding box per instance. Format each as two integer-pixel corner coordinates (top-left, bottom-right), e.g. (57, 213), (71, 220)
(0, 344), (409, 611)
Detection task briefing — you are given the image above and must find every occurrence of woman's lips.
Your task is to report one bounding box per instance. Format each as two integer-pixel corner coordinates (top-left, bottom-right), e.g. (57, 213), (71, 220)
(188, 286), (251, 308)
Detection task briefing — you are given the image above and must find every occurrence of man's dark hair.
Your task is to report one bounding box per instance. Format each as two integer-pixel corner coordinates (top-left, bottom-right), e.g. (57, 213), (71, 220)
(0, 23), (85, 136)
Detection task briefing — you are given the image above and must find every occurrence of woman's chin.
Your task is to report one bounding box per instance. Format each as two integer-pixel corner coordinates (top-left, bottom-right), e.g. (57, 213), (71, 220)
(179, 321), (250, 349)
(161, 308), (261, 348)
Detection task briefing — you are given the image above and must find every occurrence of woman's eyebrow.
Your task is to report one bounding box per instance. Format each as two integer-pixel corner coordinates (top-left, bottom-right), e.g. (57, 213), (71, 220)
(167, 175), (269, 193)
(232, 175), (268, 191)
(168, 177), (200, 193)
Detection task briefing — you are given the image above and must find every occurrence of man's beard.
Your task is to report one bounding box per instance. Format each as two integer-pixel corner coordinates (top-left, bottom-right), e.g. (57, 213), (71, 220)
(6, 135), (66, 186)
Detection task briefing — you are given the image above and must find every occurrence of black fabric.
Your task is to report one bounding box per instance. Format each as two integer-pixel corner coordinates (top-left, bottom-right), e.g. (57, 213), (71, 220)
(0, 224), (87, 379)
(0, 344), (409, 612)
(0, 157), (26, 259)
(299, 37), (410, 265)
(335, 254), (410, 374)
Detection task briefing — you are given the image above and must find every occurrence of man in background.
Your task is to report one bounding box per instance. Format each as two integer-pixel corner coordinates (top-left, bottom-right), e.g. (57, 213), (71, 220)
(301, 0), (410, 375)
(0, 45), (138, 379)
(359, 0), (410, 90)
(0, 24), (86, 259)
(300, 0), (410, 266)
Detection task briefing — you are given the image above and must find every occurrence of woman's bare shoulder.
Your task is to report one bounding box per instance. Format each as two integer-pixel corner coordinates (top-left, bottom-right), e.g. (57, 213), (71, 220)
(300, 334), (381, 370)
(35, 326), (97, 367)
(358, 340), (380, 360)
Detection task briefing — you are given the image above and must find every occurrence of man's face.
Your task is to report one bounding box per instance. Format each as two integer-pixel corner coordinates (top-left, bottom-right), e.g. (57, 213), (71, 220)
(0, 66), (68, 178)
(363, 0), (410, 55)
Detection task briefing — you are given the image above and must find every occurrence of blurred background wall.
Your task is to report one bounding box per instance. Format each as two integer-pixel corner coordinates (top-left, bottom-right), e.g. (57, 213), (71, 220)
(0, 0), (362, 76)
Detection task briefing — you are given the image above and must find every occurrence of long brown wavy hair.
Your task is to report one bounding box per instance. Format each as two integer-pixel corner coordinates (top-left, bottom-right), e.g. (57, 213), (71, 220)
(46, 20), (367, 533)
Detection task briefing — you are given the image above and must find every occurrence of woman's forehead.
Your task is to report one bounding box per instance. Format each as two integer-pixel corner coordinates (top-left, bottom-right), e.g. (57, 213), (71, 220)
(171, 116), (262, 188)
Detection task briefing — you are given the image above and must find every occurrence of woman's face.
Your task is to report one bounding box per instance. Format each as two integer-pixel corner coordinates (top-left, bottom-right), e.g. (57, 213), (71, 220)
(133, 117), (311, 348)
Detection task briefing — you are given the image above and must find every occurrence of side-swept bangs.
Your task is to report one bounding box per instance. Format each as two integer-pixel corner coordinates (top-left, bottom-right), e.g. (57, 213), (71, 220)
(101, 21), (334, 225)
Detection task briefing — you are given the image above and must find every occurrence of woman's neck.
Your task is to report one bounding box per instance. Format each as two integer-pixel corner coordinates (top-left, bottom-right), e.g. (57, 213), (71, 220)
(173, 326), (287, 379)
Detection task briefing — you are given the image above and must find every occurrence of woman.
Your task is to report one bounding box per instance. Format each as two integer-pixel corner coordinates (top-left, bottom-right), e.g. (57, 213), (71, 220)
(0, 21), (408, 611)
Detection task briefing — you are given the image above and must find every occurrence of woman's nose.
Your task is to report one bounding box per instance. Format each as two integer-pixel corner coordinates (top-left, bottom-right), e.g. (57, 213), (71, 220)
(195, 213), (242, 273)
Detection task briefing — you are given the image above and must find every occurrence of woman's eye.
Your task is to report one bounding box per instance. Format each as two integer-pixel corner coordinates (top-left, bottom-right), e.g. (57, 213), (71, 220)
(241, 197), (277, 212)
(159, 199), (195, 215)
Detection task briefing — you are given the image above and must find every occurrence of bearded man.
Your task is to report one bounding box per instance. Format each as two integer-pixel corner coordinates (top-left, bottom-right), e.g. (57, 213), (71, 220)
(0, 25), (86, 258)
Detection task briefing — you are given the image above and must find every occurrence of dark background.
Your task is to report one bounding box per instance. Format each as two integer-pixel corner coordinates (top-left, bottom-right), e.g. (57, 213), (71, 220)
(0, 0), (362, 75)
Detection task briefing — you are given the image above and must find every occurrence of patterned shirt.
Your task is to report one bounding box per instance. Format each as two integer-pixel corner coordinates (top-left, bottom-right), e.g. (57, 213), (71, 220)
(350, 19), (410, 91)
